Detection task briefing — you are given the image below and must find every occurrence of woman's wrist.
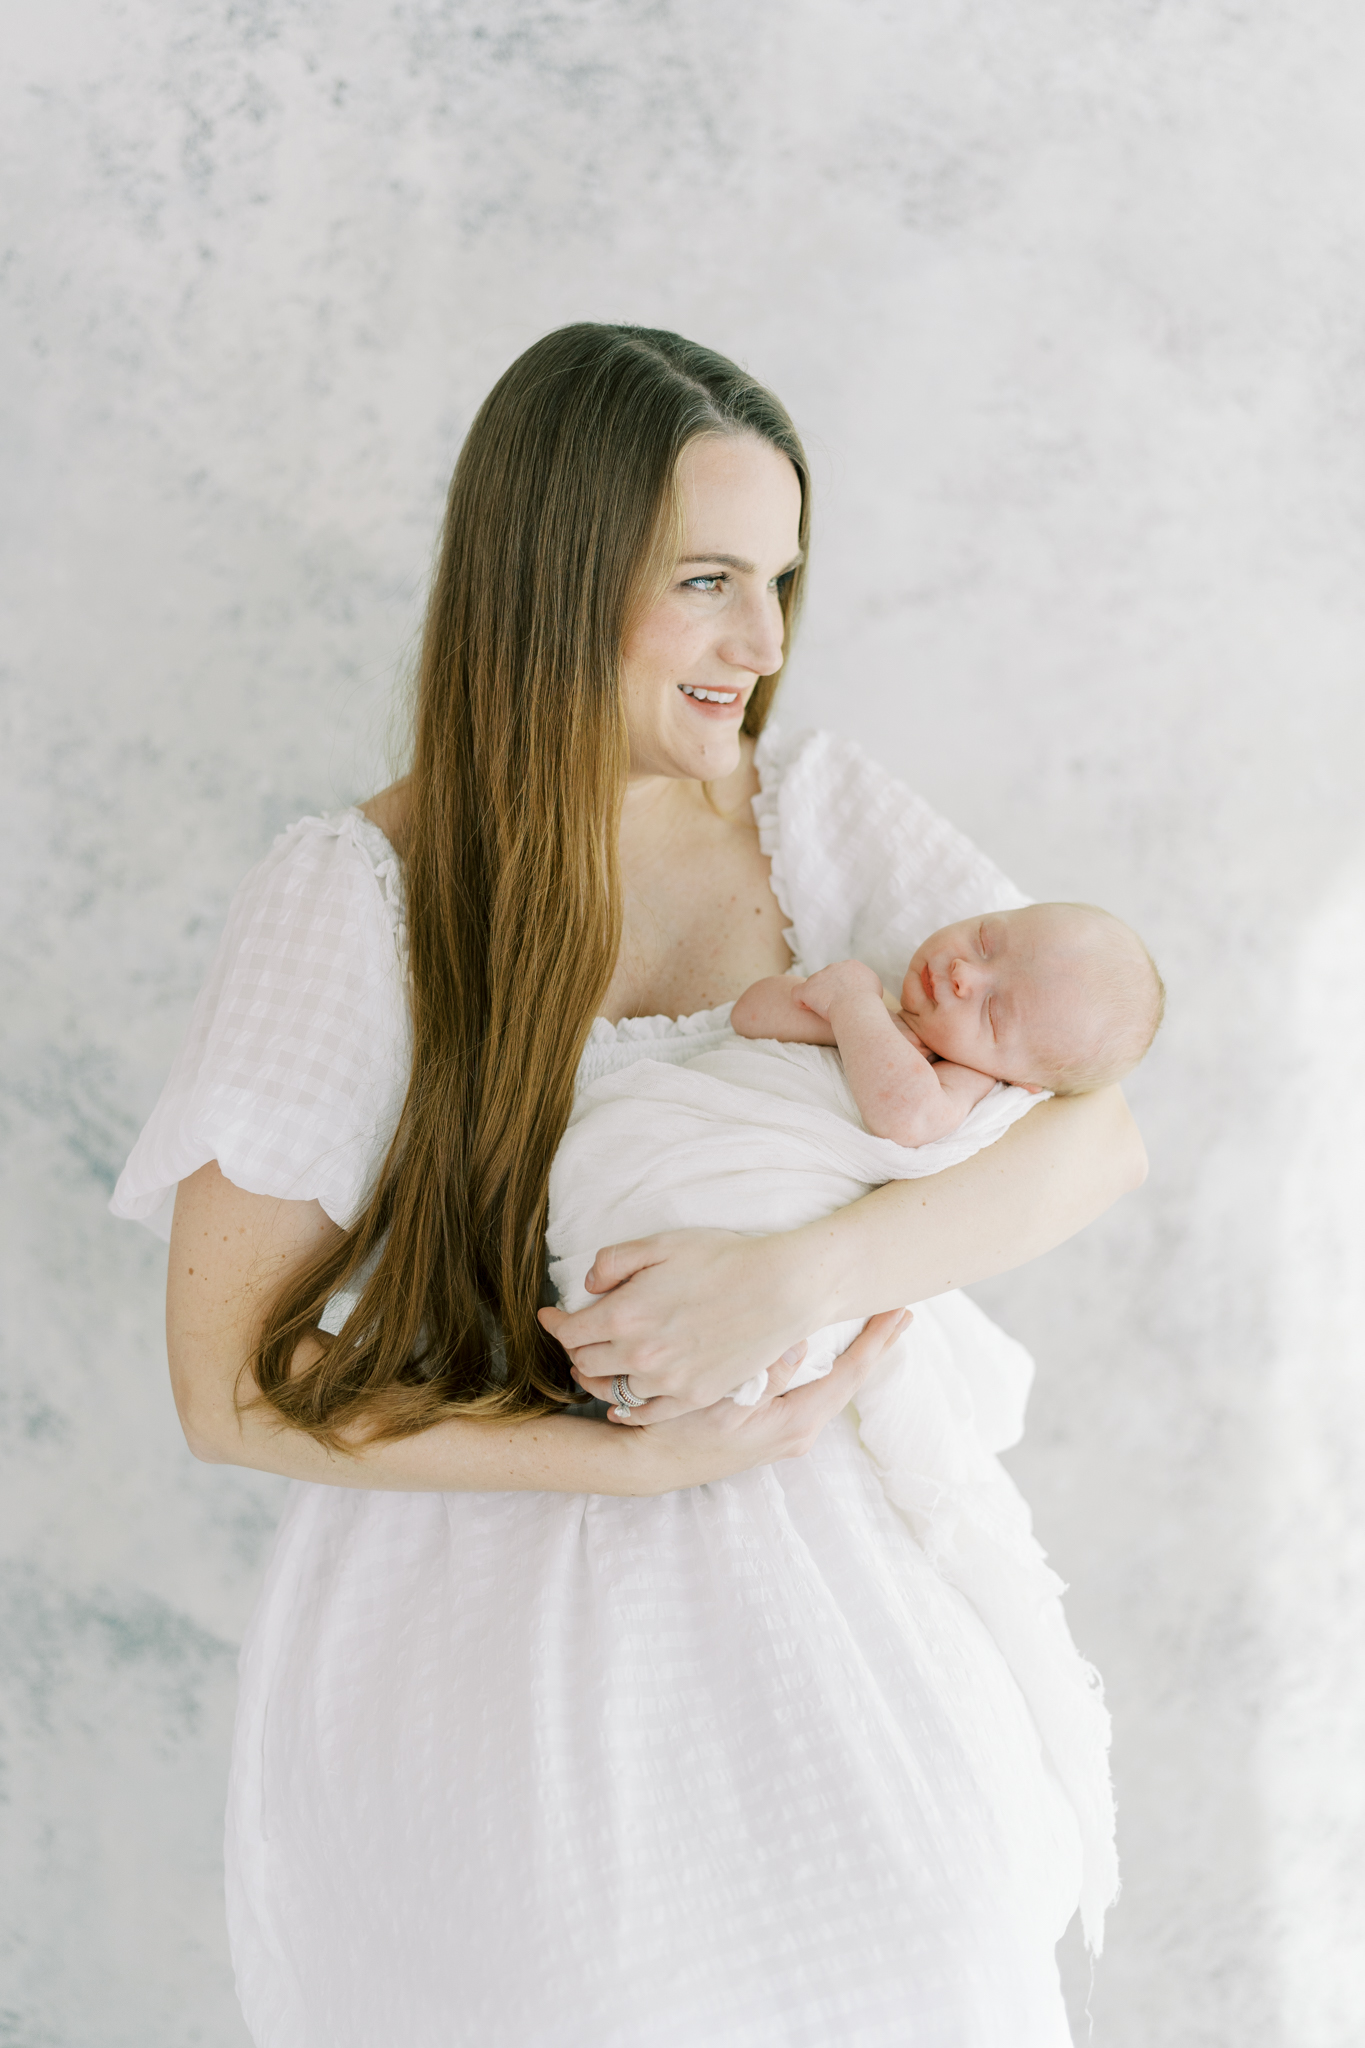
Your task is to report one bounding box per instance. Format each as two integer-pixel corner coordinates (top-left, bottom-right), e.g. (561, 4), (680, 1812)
(504, 1411), (672, 1497)
(779, 1194), (905, 1327)
(759, 1223), (846, 1335)
(600, 1412), (755, 1498)
(606, 1420), (684, 1497)
(780, 1087), (1148, 1325)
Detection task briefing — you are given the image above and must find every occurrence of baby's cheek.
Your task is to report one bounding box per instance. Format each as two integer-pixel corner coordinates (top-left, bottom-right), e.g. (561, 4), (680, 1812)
(935, 1024), (975, 1065)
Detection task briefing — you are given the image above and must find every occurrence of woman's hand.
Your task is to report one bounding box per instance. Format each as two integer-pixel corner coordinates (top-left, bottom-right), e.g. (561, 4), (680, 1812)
(538, 1227), (834, 1416)
(626, 1309), (910, 1489)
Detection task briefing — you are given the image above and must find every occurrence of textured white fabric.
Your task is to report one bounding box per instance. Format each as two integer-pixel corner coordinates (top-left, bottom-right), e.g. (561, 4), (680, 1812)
(547, 1038), (1116, 1946)
(114, 729), (1102, 2046)
(110, 810), (411, 1238)
(577, 999), (738, 1090)
(550, 1038), (1043, 1402)
(751, 725), (1030, 987)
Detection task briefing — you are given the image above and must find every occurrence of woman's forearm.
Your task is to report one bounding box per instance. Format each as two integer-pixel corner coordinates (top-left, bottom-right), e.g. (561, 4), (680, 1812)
(169, 1161), (663, 1496)
(786, 1084), (1147, 1322)
(202, 1382), (660, 1495)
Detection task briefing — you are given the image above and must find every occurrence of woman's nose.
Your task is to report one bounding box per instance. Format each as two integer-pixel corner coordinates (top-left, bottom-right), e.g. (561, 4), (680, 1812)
(721, 590), (785, 677)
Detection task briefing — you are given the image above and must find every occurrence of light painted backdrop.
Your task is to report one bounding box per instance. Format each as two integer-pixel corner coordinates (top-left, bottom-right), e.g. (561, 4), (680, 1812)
(3, 3), (1362, 2043)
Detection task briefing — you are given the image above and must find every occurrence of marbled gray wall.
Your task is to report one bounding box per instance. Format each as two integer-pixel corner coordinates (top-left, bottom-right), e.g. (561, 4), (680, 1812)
(3, 3), (1362, 2043)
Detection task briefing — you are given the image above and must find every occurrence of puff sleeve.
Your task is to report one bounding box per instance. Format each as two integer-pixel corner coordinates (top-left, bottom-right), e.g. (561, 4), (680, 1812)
(110, 813), (411, 1241)
(752, 726), (1029, 986)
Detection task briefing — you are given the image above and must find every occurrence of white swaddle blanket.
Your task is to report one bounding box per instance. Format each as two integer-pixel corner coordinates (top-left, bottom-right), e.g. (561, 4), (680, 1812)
(547, 1029), (1118, 1950)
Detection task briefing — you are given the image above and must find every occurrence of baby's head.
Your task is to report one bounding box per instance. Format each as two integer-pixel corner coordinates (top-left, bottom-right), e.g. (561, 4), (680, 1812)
(899, 903), (1164, 1095)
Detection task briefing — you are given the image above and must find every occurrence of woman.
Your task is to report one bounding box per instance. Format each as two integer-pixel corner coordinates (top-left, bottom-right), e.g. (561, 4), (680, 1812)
(114, 324), (1146, 2046)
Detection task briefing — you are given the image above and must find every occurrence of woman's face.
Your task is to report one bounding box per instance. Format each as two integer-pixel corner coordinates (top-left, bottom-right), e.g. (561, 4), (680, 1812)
(620, 431), (804, 784)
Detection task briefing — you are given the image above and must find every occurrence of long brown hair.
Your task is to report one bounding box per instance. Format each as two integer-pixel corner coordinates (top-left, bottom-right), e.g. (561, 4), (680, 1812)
(248, 324), (811, 1444)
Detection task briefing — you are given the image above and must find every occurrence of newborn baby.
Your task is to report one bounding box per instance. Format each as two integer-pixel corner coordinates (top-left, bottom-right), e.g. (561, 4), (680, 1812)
(545, 900), (1159, 1944)
(731, 902), (1163, 1145)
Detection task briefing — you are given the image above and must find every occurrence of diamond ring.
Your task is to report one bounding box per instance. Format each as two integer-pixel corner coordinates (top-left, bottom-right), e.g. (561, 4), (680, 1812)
(611, 1374), (648, 1411)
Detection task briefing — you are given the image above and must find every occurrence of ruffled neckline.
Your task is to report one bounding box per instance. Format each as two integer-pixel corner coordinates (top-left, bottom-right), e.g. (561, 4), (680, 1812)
(589, 727), (799, 1039)
(338, 725), (796, 1041)
(584, 1000), (737, 1048)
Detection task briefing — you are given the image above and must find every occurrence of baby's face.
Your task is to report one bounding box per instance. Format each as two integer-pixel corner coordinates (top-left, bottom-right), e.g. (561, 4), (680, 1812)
(899, 905), (1093, 1086)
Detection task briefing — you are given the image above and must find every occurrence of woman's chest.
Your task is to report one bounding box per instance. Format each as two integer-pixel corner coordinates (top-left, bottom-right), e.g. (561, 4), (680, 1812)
(602, 821), (793, 1024)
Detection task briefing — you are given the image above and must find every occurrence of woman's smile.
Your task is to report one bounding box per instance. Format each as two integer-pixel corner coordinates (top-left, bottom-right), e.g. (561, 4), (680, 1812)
(678, 680), (746, 715)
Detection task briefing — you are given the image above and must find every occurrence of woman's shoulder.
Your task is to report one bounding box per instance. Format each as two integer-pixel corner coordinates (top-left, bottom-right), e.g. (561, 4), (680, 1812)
(110, 804), (412, 1238)
(243, 802), (407, 943)
(356, 777), (410, 857)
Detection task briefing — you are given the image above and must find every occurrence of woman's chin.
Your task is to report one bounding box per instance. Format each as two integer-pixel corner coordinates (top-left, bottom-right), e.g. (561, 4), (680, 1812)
(654, 713), (745, 784)
(691, 733), (745, 784)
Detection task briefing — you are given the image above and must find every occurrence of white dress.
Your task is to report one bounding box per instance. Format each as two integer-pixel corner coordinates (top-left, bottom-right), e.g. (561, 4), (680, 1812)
(113, 728), (1107, 2048)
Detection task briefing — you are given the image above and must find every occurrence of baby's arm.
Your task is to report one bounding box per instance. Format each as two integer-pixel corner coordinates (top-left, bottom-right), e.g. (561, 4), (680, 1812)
(797, 961), (997, 1146)
(731, 975), (838, 1045)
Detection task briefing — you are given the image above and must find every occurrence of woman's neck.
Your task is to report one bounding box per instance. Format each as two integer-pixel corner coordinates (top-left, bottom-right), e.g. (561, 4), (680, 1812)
(602, 739), (788, 1024)
(619, 750), (754, 845)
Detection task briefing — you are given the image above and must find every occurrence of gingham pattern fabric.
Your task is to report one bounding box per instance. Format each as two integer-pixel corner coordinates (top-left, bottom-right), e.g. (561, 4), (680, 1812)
(112, 733), (1091, 2045)
(752, 725), (1030, 987)
(113, 729), (1023, 1241)
(110, 811), (411, 1238)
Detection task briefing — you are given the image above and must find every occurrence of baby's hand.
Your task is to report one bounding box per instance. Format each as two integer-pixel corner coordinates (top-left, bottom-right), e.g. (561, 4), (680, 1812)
(796, 958), (884, 1023)
(891, 1012), (930, 1053)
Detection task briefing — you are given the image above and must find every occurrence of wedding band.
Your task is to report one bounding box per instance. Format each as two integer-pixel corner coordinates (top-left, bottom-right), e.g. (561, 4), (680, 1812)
(611, 1374), (648, 1410)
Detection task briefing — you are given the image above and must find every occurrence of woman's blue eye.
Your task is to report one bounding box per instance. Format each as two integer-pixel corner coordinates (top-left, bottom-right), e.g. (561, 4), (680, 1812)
(682, 574), (725, 593)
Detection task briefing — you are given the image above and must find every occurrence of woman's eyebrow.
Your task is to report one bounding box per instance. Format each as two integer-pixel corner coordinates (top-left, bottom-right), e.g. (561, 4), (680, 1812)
(679, 550), (806, 574)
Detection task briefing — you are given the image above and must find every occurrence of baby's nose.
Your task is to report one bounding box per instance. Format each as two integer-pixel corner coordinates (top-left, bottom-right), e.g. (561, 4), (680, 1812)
(948, 956), (979, 998)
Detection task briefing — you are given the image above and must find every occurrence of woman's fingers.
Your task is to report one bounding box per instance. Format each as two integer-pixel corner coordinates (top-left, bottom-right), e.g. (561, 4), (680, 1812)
(852, 1305), (911, 1363)
(602, 1313), (914, 1488)
(576, 1375), (695, 1425)
(542, 1228), (899, 1415)
(537, 1301), (596, 1347)
(759, 1340), (809, 1397)
(835, 1307), (911, 1392)
(537, 1239), (665, 1355)
(607, 1394), (692, 1426)
(574, 1335), (813, 1425)
(769, 1309), (910, 1443)
(537, 1313), (658, 1388)
(582, 1237), (666, 1296)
